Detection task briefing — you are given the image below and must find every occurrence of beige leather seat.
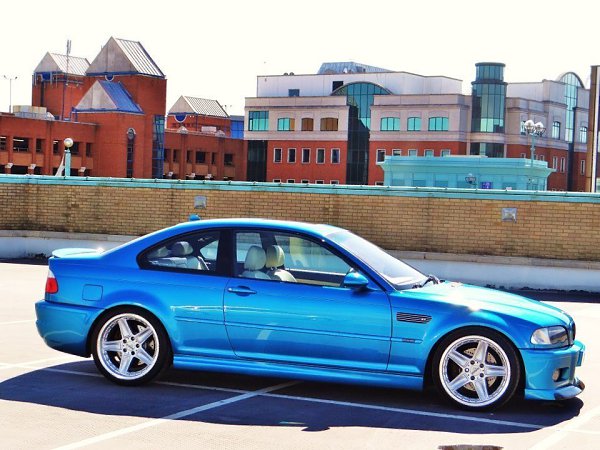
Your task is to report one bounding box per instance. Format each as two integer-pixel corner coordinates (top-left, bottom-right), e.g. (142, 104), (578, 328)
(266, 245), (296, 282)
(241, 246), (270, 279)
(171, 241), (208, 270)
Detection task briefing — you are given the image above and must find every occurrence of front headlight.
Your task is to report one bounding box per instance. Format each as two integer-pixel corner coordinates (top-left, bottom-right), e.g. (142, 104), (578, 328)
(531, 326), (569, 346)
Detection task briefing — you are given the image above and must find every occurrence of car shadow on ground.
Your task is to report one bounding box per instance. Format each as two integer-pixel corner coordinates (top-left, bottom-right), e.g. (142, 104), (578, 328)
(0, 360), (584, 434)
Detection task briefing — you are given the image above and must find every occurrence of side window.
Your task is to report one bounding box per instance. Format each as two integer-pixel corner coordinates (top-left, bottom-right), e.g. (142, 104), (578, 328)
(141, 231), (220, 273)
(235, 229), (351, 286)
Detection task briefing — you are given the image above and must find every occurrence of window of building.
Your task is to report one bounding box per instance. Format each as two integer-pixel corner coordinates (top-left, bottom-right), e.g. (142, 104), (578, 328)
(248, 111), (269, 131)
(273, 148), (282, 163)
(13, 137), (29, 153)
(316, 148), (325, 164)
(86, 143), (92, 157)
(552, 156), (558, 169)
(520, 121), (526, 135)
(224, 154), (234, 166)
(392, 149), (402, 156)
(581, 159), (586, 175)
(288, 148), (296, 163)
(211, 153), (217, 165)
(196, 151), (206, 164)
(301, 118), (314, 131)
(53, 140), (59, 154)
(173, 149), (179, 162)
(273, 179), (282, 183)
(520, 153), (526, 158)
(552, 121), (561, 139)
(277, 117), (295, 131)
(286, 179), (295, 183)
(186, 150), (192, 163)
(375, 181), (384, 186)
(428, 117), (449, 131)
(288, 89), (300, 97)
(332, 81), (343, 91)
(380, 117), (400, 131)
(164, 148), (170, 161)
(36, 139), (44, 154)
(302, 148), (310, 164)
(376, 149), (386, 163)
(407, 117), (421, 131)
(408, 149), (418, 156)
(301, 179), (309, 184)
(580, 126), (588, 143)
(0, 136), (6, 150)
(560, 157), (566, 173)
(424, 149), (434, 157)
(320, 117), (338, 131)
(315, 179), (324, 184)
(69, 142), (80, 156)
(441, 149), (451, 156)
(126, 138), (135, 178)
(330, 180), (339, 185)
(331, 148), (340, 164)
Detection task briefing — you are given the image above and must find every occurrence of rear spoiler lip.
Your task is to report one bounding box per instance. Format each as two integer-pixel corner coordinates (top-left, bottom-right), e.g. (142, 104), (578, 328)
(51, 248), (103, 258)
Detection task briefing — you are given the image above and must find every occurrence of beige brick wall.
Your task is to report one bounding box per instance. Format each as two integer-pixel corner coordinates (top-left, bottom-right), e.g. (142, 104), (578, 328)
(1, 177), (600, 261)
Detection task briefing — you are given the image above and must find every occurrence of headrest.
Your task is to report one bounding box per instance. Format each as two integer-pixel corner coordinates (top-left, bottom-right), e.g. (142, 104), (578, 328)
(171, 241), (193, 256)
(266, 245), (284, 269)
(148, 246), (169, 258)
(244, 246), (266, 271)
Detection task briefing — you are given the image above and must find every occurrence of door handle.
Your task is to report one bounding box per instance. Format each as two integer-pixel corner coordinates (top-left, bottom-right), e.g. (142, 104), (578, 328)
(227, 286), (257, 295)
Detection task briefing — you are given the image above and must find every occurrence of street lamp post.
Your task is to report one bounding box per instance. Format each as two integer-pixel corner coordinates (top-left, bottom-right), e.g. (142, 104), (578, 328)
(523, 119), (545, 189)
(64, 137), (73, 177)
(3, 75), (18, 113)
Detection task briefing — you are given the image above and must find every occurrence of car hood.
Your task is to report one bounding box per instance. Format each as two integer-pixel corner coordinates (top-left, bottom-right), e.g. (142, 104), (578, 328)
(397, 281), (572, 326)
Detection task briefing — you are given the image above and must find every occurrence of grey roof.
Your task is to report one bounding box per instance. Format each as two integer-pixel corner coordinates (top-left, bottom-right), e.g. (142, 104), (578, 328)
(34, 52), (90, 76)
(318, 61), (392, 75)
(87, 37), (164, 78)
(168, 96), (228, 117)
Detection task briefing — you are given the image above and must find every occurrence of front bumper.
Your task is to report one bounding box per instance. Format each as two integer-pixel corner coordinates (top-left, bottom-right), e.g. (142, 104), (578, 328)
(35, 300), (102, 357)
(522, 339), (585, 401)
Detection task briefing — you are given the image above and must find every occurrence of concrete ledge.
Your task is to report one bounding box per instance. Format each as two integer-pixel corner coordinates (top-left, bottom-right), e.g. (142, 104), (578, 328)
(1, 230), (599, 293)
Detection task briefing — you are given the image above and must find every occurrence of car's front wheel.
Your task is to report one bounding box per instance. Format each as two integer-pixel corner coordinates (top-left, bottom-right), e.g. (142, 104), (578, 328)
(432, 327), (521, 410)
(91, 308), (171, 385)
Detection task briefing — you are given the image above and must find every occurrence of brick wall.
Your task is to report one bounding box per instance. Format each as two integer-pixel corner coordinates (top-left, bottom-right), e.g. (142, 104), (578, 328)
(1, 175), (600, 261)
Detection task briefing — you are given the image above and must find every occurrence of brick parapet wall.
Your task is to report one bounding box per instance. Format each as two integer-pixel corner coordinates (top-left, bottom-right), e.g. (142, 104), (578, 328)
(2, 175), (600, 261)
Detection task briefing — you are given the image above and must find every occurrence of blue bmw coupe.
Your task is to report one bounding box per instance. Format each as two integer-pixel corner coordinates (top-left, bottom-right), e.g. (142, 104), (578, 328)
(36, 219), (585, 410)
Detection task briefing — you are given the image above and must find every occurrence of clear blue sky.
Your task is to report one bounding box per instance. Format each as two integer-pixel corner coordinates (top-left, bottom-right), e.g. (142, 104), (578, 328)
(1, 0), (598, 116)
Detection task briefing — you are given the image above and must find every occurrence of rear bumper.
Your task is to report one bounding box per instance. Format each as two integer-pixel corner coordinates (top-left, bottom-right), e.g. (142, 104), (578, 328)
(522, 340), (585, 401)
(35, 300), (102, 357)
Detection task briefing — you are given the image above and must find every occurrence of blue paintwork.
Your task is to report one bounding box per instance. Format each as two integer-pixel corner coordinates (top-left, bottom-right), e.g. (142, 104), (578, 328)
(35, 218), (585, 402)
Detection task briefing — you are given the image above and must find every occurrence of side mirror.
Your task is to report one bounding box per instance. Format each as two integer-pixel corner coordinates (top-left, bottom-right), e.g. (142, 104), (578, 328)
(343, 271), (369, 289)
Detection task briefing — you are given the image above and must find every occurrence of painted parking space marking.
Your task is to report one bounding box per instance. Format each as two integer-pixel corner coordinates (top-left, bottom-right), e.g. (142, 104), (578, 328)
(52, 380), (299, 450)
(528, 404), (600, 449)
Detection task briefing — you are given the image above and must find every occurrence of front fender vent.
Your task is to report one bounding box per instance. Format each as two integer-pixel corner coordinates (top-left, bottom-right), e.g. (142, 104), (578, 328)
(396, 312), (431, 324)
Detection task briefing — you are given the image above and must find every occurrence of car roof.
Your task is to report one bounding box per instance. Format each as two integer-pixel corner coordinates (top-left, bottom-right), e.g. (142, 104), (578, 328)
(169, 218), (344, 237)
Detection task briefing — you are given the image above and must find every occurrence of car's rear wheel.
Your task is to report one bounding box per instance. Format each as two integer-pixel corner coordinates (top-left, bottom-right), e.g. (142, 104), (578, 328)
(91, 308), (171, 385)
(432, 327), (521, 410)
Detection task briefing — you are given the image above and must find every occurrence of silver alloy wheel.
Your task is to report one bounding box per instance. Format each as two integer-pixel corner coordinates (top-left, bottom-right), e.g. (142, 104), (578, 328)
(96, 313), (159, 381)
(438, 335), (511, 407)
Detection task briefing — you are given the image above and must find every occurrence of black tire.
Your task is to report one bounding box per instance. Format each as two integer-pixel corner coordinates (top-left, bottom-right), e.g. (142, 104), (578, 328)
(432, 327), (521, 410)
(91, 307), (171, 386)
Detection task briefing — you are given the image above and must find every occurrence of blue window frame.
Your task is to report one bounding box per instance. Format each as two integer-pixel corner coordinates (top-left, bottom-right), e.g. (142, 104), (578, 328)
(380, 117), (400, 131)
(407, 117), (421, 131)
(428, 117), (449, 131)
(249, 111), (269, 131)
(277, 117), (295, 131)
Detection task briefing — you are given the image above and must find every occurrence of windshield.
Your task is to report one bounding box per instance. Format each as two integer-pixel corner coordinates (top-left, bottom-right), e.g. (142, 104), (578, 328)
(328, 230), (425, 289)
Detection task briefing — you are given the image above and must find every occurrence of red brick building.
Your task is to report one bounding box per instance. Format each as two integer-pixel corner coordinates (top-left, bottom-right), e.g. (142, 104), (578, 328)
(0, 37), (244, 180)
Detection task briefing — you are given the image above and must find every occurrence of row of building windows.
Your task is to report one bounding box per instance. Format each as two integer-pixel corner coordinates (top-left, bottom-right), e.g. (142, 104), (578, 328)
(164, 149), (234, 166)
(272, 178), (340, 185)
(0, 136), (93, 156)
(376, 148), (451, 162)
(273, 147), (341, 164)
(520, 121), (588, 143)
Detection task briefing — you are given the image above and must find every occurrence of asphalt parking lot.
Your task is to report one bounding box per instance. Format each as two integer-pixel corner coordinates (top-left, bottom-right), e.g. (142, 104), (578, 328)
(1, 261), (599, 449)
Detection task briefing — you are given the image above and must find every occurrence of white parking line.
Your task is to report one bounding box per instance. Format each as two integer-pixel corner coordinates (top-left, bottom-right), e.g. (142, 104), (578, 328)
(0, 319), (35, 325)
(52, 381), (299, 450)
(0, 355), (83, 370)
(4, 361), (599, 437)
(528, 404), (600, 449)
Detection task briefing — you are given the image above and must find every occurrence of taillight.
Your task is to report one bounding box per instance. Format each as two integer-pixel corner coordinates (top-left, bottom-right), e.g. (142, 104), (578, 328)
(45, 270), (59, 294)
